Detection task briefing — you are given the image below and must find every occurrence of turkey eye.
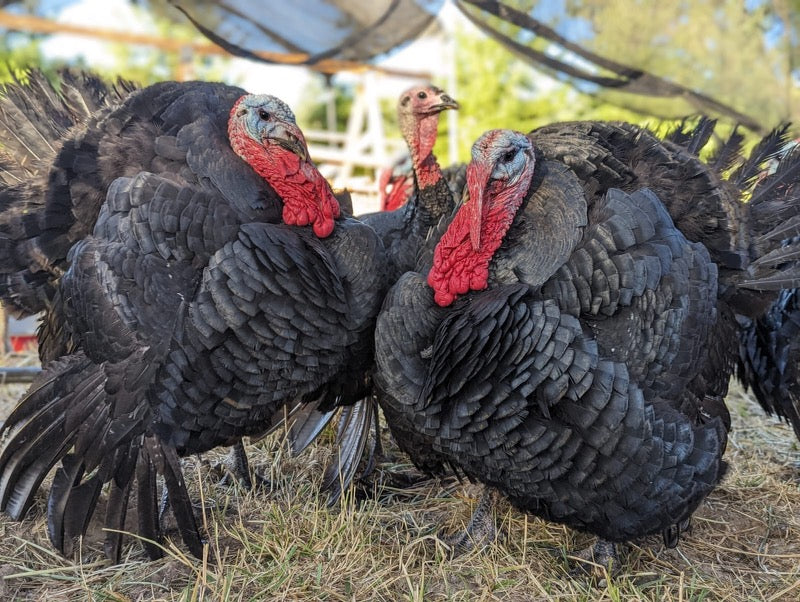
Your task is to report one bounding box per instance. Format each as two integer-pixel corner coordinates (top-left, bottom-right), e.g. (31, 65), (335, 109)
(417, 91), (427, 99)
(258, 109), (271, 120)
(502, 149), (516, 162)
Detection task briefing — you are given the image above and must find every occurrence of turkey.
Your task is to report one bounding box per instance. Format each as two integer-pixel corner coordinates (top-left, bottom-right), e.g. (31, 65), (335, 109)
(738, 286), (800, 439)
(305, 84), (461, 503)
(0, 70), (134, 336)
(0, 71), (374, 497)
(0, 70), (375, 485)
(0, 73), (386, 562)
(359, 84), (460, 282)
(374, 124), (800, 571)
(528, 119), (800, 439)
(377, 155), (415, 212)
(377, 156), (466, 213)
(736, 145), (800, 440)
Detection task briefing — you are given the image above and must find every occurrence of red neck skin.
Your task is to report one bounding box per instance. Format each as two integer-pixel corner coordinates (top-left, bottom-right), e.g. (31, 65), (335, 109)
(405, 112), (443, 190)
(427, 179), (529, 307)
(229, 121), (340, 238)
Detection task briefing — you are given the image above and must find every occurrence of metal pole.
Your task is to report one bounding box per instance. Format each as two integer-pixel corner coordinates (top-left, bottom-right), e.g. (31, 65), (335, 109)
(0, 366), (41, 384)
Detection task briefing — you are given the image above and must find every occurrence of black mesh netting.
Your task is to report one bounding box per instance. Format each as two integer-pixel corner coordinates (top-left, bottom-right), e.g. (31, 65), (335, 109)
(0, 0), (770, 130)
(155, 0), (445, 66)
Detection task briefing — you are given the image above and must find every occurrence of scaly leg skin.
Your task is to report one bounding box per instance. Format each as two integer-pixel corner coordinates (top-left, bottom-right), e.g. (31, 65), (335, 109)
(217, 440), (273, 491)
(568, 538), (620, 579)
(158, 460), (219, 528)
(439, 486), (501, 556)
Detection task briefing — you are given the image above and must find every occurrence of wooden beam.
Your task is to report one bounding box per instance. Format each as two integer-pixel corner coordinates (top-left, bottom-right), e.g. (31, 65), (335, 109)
(0, 10), (432, 79)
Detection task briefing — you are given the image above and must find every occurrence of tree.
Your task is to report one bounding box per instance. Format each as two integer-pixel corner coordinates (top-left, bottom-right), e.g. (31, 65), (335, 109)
(0, 1), (233, 86)
(447, 25), (667, 162)
(565, 0), (796, 126)
(454, 0), (800, 133)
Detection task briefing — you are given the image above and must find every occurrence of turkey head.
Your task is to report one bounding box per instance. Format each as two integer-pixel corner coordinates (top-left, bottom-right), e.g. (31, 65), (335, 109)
(398, 84), (459, 190)
(228, 94), (340, 237)
(428, 129), (535, 306)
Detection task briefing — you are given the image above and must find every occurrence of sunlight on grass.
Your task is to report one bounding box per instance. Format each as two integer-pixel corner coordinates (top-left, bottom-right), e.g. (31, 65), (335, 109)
(1, 350), (799, 601)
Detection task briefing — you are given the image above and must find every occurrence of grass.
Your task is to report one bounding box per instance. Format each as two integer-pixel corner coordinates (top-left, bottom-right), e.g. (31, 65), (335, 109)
(1, 350), (799, 601)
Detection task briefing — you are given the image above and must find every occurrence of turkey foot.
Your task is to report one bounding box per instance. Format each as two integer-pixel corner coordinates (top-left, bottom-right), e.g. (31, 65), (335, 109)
(568, 538), (620, 579)
(439, 487), (500, 556)
(217, 440), (274, 491)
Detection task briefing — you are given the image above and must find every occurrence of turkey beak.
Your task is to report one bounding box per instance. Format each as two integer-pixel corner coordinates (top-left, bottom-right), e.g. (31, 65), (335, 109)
(265, 122), (309, 162)
(465, 161), (490, 251)
(432, 94), (459, 112)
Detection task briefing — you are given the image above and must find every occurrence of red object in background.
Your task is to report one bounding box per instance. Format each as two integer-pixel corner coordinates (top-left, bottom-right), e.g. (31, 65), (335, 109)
(378, 157), (414, 211)
(10, 335), (37, 353)
(7, 315), (39, 353)
(382, 172), (414, 211)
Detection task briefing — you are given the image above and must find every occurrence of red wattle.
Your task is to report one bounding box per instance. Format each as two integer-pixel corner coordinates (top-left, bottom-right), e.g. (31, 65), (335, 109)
(428, 178), (528, 307)
(230, 126), (339, 238)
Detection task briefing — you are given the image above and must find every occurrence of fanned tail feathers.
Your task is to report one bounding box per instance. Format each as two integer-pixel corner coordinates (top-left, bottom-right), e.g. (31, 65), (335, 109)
(669, 120), (800, 290)
(730, 124), (791, 190)
(0, 352), (203, 561)
(707, 126), (744, 173)
(739, 137), (800, 289)
(0, 69), (135, 315)
(665, 115), (717, 157)
(0, 68), (133, 179)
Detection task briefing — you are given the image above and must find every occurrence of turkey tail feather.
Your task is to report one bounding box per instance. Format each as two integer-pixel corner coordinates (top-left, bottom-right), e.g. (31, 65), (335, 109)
(143, 436), (205, 559)
(707, 126), (744, 173)
(0, 68), (130, 178)
(0, 69), (134, 315)
(730, 124), (791, 189)
(732, 131), (800, 289)
(321, 397), (377, 506)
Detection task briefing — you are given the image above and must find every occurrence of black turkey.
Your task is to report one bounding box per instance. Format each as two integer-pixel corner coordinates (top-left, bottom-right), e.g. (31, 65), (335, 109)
(374, 124), (800, 570)
(528, 119), (800, 442)
(0, 72), (386, 561)
(736, 144), (800, 440)
(308, 84), (461, 503)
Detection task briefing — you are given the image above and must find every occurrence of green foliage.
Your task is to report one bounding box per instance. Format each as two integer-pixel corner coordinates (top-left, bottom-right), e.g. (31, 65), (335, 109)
(556, 0), (798, 129)
(446, 26), (656, 162)
(298, 78), (354, 132)
(0, 3), (232, 88)
(447, 26), (542, 161)
(439, 0), (800, 156)
(0, 32), (51, 83)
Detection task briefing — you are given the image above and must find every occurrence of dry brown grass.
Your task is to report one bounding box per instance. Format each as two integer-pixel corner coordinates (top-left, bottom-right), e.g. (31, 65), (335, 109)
(1, 350), (799, 602)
